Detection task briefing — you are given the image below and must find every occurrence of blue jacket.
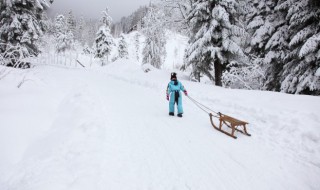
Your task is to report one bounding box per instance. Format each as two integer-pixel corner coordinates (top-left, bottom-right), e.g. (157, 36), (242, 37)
(166, 80), (186, 95)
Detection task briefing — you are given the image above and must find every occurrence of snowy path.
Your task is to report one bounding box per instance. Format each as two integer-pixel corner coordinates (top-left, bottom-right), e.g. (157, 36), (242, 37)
(0, 63), (320, 190)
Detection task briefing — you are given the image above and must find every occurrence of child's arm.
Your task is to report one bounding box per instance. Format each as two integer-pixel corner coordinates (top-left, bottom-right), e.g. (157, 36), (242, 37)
(180, 82), (188, 96)
(166, 83), (170, 100)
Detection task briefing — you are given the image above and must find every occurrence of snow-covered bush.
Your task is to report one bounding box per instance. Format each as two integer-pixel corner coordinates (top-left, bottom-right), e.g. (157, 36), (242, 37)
(83, 44), (94, 55)
(0, 43), (32, 68)
(222, 59), (265, 90)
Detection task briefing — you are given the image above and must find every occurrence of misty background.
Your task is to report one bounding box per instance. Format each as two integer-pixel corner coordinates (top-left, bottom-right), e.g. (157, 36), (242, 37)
(48, 0), (151, 21)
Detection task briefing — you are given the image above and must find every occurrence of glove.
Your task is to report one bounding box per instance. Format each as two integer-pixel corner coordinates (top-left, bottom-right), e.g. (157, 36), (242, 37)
(184, 90), (188, 96)
(166, 94), (169, 101)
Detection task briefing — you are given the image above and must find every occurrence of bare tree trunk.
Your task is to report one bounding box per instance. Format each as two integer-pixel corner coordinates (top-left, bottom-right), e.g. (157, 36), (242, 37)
(214, 60), (223, 86)
(195, 71), (201, 82)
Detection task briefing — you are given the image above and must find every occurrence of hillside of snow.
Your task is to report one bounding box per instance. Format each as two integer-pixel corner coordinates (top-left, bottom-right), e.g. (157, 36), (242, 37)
(0, 58), (320, 190)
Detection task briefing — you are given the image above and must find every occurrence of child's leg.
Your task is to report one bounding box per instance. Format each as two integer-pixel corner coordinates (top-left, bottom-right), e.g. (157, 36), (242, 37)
(177, 96), (183, 114)
(169, 94), (175, 113)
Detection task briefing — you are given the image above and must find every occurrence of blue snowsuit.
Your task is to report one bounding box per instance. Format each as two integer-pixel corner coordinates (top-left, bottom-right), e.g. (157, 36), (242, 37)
(166, 80), (186, 114)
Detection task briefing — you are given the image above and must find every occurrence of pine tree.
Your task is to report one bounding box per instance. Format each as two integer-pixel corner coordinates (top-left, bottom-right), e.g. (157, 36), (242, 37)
(77, 16), (85, 45)
(142, 5), (167, 69)
(95, 8), (115, 65)
(66, 10), (76, 35)
(118, 33), (128, 59)
(54, 15), (74, 53)
(0, 0), (52, 66)
(244, 0), (319, 95)
(278, 0), (320, 94)
(54, 15), (66, 36)
(182, 0), (246, 86)
(245, 0), (289, 91)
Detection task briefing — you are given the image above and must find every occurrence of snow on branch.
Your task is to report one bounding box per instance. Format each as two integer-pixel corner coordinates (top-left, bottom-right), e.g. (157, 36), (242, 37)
(265, 25), (288, 50)
(289, 24), (315, 47)
(299, 33), (320, 58)
(222, 39), (244, 56)
(247, 16), (264, 29)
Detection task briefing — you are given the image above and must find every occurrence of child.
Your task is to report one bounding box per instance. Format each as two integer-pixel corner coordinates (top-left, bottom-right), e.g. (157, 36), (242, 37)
(166, 72), (188, 117)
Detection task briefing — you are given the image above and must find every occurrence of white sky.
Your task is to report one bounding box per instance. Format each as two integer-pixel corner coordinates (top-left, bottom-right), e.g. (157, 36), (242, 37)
(48, 0), (151, 22)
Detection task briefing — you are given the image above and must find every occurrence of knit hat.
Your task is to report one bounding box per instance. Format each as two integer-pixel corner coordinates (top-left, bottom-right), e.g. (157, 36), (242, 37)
(171, 72), (177, 80)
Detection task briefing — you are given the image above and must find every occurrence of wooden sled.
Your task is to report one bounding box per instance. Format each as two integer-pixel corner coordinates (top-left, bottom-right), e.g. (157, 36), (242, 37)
(209, 113), (251, 139)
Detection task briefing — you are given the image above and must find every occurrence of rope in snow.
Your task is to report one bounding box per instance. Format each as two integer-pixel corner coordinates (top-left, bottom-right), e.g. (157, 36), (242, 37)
(186, 95), (220, 118)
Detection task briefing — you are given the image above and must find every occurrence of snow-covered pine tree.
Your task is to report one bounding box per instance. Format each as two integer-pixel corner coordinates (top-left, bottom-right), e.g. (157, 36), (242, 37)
(118, 33), (128, 59)
(182, 0), (246, 86)
(76, 16), (85, 45)
(216, 0), (263, 89)
(45, 17), (55, 36)
(0, 0), (52, 67)
(245, 0), (289, 91)
(67, 11), (76, 35)
(95, 8), (115, 66)
(54, 15), (66, 36)
(142, 5), (166, 69)
(54, 15), (74, 53)
(246, 0), (278, 57)
(277, 0), (320, 95)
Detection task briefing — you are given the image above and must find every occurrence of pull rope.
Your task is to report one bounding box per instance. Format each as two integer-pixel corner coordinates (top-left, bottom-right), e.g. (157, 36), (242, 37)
(186, 95), (220, 118)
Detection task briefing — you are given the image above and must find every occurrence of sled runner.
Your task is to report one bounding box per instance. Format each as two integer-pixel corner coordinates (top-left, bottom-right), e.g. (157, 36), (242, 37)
(209, 112), (251, 139)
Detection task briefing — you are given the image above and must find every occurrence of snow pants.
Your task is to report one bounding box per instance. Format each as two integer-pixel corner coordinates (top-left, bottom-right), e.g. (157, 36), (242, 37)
(169, 91), (183, 114)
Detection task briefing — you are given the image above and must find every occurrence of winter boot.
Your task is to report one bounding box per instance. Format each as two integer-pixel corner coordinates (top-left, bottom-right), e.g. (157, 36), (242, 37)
(169, 112), (174, 116)
(177, 113), (183, 117)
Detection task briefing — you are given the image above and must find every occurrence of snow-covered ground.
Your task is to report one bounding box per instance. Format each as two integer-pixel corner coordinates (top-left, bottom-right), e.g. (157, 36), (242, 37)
(0, 59), (319, 190)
